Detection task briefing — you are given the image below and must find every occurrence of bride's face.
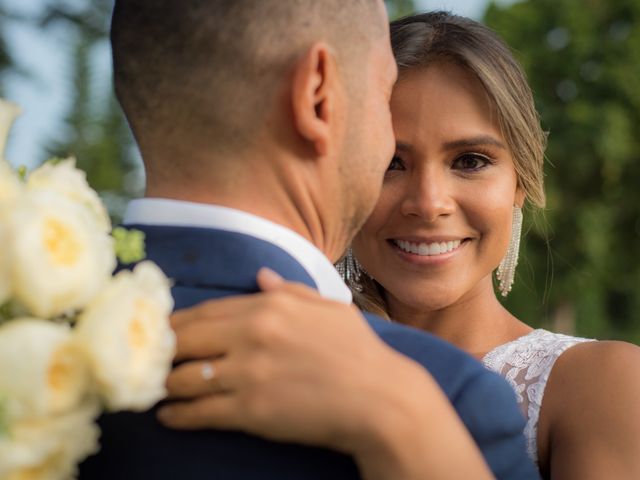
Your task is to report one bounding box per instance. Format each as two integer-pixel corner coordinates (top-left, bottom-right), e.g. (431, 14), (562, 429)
(352, 62), (524, 314)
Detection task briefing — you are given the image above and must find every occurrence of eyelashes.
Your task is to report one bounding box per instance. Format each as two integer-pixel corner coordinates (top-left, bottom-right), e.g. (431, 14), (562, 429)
(385, 151), (497, 175)
(386, 155), (405, 172)
(451, 152), (495, 172)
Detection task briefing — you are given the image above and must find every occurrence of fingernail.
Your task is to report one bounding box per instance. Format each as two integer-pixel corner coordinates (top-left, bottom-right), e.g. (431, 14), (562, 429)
(258, 267), (283, 283)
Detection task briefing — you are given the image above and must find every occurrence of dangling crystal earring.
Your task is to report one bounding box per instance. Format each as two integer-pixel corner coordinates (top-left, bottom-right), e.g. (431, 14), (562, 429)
(336, 247), (363, 292)
(496, 206), (523, 297)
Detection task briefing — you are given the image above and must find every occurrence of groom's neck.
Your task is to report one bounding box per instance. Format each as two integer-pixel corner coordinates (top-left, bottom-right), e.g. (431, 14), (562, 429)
(143, 152), (341, 262)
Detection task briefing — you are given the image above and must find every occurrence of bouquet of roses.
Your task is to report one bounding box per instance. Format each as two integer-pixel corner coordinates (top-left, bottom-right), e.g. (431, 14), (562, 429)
(0, 98), (176, 479)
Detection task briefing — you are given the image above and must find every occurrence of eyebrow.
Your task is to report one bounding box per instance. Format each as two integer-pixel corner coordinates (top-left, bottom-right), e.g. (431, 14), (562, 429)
(396, 141), (412, 152)
(395, 135), (507, 153)
(442, 135), (507, 151)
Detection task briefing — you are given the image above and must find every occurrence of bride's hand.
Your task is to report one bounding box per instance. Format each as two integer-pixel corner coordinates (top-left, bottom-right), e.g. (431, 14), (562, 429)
(158, 268), (493, 480)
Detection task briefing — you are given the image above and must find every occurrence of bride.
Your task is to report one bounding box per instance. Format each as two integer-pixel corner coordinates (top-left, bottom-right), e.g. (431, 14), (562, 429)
(161, 12), (640, 479)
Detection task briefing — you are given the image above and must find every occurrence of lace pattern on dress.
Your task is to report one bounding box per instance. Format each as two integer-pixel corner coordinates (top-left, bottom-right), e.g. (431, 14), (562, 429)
(482, 329), (594, 463)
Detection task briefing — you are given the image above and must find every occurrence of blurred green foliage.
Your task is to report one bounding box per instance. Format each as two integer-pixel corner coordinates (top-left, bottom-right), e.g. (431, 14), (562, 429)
(39, 0), (140, 222)
(0, 4), (25, 97)
(0, 0), (138, 222)
(1, 0), (638, 341)
(386, 0), (417, 18)
(485, 0), (640, 342)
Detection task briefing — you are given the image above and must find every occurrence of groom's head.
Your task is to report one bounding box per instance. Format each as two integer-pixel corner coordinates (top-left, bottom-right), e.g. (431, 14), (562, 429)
(111, 0), (396, 259)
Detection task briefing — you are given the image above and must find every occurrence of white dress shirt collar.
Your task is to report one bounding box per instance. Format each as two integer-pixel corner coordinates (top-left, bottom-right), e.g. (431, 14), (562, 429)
(123, 198), (352, 304)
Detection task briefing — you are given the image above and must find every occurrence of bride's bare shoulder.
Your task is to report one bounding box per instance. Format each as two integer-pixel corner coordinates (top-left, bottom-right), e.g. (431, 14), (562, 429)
(540, 339), (640, 477)
(545, 339), (640, 414)
(550, 339), (640, 389)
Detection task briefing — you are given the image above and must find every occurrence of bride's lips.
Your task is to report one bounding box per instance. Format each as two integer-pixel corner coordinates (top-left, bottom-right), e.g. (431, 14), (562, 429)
(387, 237), (471, 264)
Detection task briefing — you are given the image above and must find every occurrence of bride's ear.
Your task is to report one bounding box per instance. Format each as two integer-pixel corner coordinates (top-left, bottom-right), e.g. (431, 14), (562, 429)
(515, 186), (526, 208)
(290, 42), (340, 157)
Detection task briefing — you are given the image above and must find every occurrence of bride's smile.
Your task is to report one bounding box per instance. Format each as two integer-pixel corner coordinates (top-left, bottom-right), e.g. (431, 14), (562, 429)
(353, 61), (523, 311)
(388, 237), (467, 261)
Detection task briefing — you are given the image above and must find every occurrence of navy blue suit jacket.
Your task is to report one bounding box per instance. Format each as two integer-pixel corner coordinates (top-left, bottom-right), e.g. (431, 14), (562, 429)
(79, 225), (538, 479)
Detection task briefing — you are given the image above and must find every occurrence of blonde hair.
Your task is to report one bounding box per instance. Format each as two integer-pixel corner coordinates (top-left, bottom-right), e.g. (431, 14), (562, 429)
(343, 12), (547, 316)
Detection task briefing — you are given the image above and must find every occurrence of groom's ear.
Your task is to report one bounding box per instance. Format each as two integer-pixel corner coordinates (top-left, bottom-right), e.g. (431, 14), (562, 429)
(290, 42), (342, 157)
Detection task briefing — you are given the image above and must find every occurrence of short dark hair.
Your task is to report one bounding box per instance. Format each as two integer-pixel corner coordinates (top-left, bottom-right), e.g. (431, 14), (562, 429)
(110, 0), (382, 163)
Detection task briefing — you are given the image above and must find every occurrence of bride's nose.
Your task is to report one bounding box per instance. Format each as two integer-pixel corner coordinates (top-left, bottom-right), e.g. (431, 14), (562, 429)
(399, 169), (455, 222)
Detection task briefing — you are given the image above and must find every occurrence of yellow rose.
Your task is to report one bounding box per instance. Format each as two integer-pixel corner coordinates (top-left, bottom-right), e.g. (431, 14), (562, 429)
(75, 261), (175, 411)
(7, 190), (116, 318)
(0, 98), (21, 159)
(0, 401), (99, 480)
(27, 159), (111, 233)
(0, 318), (90, 421)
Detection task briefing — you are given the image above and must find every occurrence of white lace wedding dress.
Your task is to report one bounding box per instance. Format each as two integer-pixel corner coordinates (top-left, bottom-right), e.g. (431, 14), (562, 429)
(482, 329), (595, 463)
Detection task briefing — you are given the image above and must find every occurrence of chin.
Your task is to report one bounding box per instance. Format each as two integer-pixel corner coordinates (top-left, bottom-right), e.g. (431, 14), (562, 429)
(386, 285), (461, 316)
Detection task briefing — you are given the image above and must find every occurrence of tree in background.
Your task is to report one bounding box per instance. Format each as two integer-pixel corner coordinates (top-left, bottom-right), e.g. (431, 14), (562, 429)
(0, 4), (29, 99)
(0, 0), (138, 221)
(39, 0), (140, 222)
(485, 0), (640, 342)
(386, 0), (417, 18)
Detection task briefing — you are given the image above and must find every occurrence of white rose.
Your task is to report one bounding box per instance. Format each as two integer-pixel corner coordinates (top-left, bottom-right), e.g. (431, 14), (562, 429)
(0, 318), (90, 421)
(0, 222), (12, 305)
(7, 189), (116, 318)
(0, 160), (22, 206)
(75, 261), (175, 411)
(27, 158), (111, 233)
(0, 98), (21, 159)
(0, 401), (99, 480)
(0, 161), (23, 305)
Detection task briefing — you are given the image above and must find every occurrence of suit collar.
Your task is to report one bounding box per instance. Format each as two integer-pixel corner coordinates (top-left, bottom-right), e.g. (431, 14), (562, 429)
(125, 224), (321, 297)
(124, 199), (351, 303)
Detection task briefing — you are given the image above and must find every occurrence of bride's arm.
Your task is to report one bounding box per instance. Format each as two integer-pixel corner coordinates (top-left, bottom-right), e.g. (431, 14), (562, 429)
(158, 269), (493, 479)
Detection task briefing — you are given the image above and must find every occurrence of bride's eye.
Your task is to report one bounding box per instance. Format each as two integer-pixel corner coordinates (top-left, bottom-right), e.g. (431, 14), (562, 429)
(452, 153), (493, 172)
(386, 155), (406, 172)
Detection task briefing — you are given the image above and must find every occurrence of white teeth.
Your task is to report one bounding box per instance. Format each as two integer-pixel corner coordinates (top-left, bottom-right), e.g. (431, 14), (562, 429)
(394, 239), (462, 256)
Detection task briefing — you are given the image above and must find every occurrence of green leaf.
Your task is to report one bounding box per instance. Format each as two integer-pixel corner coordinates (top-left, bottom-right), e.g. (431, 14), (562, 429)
(0, 301), (21, 324)
(112, 227), (146, 264)
(15, 165), (27, 181)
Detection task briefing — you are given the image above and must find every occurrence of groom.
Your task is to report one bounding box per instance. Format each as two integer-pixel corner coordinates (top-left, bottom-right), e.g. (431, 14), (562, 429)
(80, 1), (537, 478)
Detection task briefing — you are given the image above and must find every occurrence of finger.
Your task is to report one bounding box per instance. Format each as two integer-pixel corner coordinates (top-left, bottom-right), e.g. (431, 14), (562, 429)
(256, 267), (285, 291)
(170, 306), (201, 329)
(257, 268), (324, 302)
(166, 358), (231, 399)
(170, 302), (223, 330)
(157, 395), (241, 431)
(173, 318), (239, 361)
(170, 294), (264, 330)
(261, 277), (325, 302)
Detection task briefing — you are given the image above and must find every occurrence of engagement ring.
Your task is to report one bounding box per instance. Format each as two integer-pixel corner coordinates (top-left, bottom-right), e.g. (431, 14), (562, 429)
(201, 362), (216, 381)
